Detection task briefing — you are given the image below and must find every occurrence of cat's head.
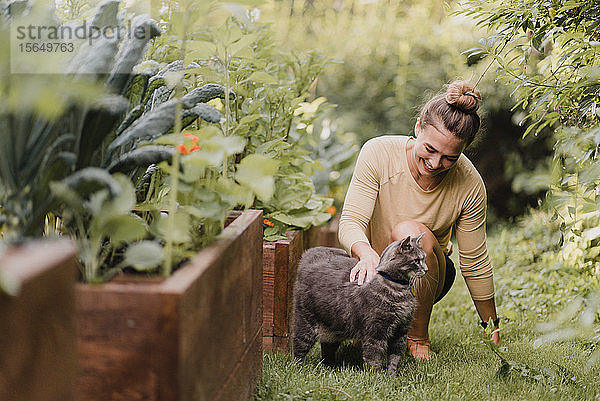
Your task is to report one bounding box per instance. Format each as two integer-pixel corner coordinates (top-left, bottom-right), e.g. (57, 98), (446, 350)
(375, 233), (427, 283)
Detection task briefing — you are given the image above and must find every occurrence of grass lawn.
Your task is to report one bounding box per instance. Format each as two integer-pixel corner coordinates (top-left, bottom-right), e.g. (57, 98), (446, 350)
(255, 225), (600, 400)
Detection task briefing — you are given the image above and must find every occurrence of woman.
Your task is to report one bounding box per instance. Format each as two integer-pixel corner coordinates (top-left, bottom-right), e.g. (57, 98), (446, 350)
(338, 81), (500, 360)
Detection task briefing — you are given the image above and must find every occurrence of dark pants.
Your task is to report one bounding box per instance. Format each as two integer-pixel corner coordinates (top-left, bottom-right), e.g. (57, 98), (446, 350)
(434, 254), (456, 304)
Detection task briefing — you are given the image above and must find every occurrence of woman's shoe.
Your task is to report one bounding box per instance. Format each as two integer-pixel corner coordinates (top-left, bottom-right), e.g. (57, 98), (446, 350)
(407, 336), (432, 360)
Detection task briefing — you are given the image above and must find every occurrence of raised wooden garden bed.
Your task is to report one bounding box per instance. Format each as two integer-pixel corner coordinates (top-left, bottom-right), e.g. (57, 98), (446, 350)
(75, 209), (263, 401)
(262, 216), (341, 352)
(0, 240), (78, 401)
(262, 230), (304, 352)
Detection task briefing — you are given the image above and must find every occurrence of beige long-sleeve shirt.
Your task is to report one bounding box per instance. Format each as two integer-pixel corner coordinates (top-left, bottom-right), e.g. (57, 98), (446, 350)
(338, 135), (494, 301)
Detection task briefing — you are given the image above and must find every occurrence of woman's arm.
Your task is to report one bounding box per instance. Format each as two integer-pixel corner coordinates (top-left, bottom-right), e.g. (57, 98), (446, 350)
(455, 173), (500, 344)
(338, 139), (380, 254)
(338, 139), (382, 284)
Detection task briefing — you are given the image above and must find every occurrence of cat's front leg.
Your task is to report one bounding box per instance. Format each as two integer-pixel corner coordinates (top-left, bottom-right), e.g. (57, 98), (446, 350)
(362, 338), (387, 371)
(386, 331), (408, 375)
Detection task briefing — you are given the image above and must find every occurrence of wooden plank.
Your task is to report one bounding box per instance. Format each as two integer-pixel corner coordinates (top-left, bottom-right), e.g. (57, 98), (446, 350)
(0, 241), (77, 401)
(304, 215), (341, 250)
(272, 237), (291, 337)
(179, 208), (263, 401)
(262, 229), (305, 351)
(262, 243), (276, 338)
(76, 289), (169, 401)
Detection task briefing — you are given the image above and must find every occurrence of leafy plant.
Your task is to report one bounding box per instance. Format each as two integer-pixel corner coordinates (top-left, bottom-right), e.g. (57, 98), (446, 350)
(290, 101), (359, 211)
(0, 3), (170, 242)
(487, 208), (600, 369)
(151, 15), (336, 240)
(459, 0), (600, 135)
(460, 0), (600, 363)
(534, 294), (600, 369)
(481, 322), (582, 389)
(1, 0), (267, 282)
(50, 173), (153, 282)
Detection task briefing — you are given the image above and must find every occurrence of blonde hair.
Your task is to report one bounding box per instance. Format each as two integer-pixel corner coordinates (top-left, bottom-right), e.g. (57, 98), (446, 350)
(419, 81), (481, 145)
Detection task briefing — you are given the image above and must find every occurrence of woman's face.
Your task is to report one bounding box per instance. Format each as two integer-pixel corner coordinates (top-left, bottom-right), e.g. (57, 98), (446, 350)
(412, 119), (466, 178)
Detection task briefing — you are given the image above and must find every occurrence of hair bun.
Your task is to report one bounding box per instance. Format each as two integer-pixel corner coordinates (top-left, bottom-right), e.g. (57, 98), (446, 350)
(445, 81), (480, 113)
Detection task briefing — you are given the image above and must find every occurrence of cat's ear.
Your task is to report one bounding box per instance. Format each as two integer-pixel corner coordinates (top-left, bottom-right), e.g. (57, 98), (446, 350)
(400, 236), (411, 250)
(415, 232), (425, 247)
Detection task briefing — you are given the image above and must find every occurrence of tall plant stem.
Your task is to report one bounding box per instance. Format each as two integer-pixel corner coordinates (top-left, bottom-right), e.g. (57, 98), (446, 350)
(223, 52), (231, 177)
(163, 10), (189, 277)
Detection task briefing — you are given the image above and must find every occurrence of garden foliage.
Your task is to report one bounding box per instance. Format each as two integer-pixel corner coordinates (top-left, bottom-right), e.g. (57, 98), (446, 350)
(149, 13), (337, 240)
(1, 0), (343, 284)
(0, 0), (277, 281)
(461, 0), (600, 366)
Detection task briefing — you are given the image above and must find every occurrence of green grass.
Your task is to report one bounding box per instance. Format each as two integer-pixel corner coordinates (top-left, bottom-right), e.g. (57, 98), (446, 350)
(255, 216), (600, 400)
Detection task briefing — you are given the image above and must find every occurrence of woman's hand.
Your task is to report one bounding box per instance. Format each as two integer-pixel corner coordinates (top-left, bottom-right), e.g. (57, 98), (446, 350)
(349, 242), (380, 285)
(491, 329), (501, 346)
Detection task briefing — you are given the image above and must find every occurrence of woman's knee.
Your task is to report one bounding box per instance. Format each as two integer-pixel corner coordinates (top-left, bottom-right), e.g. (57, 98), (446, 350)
(391, 221), (438, 254)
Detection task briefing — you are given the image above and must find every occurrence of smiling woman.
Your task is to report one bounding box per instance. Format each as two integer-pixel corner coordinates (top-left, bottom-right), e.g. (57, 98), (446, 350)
(338, 81), (500, 361)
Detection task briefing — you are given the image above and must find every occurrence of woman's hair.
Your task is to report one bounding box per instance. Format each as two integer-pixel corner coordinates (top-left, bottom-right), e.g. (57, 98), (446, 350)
(419, 81), (481, 145)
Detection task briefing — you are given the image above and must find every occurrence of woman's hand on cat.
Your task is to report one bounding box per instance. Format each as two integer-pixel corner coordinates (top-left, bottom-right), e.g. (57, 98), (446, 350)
(349, 242), (381, 285)
(350, 251), (380, 286)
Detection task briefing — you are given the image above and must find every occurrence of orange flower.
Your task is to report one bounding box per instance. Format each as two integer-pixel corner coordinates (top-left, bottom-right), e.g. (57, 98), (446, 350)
(177, 144), (201, 154)
(326, 205), (337, 215)
(263, 218), (274, 227)
(176, 144), (190, 154)
(183, 132), (199, 142)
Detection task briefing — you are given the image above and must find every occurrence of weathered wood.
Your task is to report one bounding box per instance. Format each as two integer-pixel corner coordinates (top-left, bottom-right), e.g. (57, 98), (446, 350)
(76, 210), (263, 401)
(262, 229), (304, 351)
(261, 216), (342, 352)
(304, 214), (341, 250)
(0, 240), (78, 401)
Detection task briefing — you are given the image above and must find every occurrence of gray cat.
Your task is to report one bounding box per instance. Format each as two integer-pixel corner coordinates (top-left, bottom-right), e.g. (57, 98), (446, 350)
(292, 234), (427, 374)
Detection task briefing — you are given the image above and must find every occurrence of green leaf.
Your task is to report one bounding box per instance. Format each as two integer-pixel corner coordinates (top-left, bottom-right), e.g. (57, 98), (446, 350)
(263, 226), (288, 241)
(215, 176), (254, 208)
(237, 114), (261, 126)
(582, 227), (600, 241)
(247, 71), (278, 85)
(62, 167), (122, 198)
(99, 174), (136, 217)
(235, 154), (279, 201)
(180, 155), (209, 182)
(229, 33), (259, 58)
(183, 203), (226, 221)
(123, 240), (163, 271)
(107, 146), (175, 174)
(49, 181), (85, 213)
(187, 40), (217, 59)
(153, 212), (192, 243)
(101, 215), (148, 245)
(205, 135), (246, 156)
(273, 177), (314, 210)
(269, 210), (331, 229)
